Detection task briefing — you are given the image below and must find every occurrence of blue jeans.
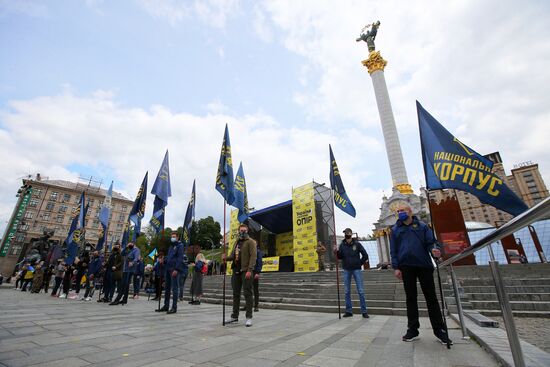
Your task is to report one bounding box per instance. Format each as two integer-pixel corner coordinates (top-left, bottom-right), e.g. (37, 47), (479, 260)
(343, 269), (367, 314)
(178, 272), (187, 299)
(164, 273), (179, 310)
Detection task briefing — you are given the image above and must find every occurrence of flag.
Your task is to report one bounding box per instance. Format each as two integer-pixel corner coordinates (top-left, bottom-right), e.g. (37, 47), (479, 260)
(150, 151), (171, 233)
(148, 248), (158, 259)
(182, 180), (196, 247)
(233, 162), (249, 223)
(49, 244), (63, 264)
(129, 172), (148, 238)
(96, 181), (113, 252)
(329, 145), (357, 217)
(65, 192), (86, 265)
(417, 101), (528, 216)
(121, 219), (131, 250)
(215, 124), (235, 204)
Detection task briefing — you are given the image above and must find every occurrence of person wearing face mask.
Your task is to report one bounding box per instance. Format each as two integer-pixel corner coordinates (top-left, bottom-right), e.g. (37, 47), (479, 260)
(157, 232), (184, 314)
(222, 223), (257, 327)
(99, 243), (123, 303)
(336, 228), (369, 318)
(83, 251), (103, 301)
(390, 204), (452, 346)
(110, 242), (140, 306)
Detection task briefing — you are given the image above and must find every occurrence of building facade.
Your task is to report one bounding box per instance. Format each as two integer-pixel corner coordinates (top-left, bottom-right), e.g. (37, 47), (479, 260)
(0, 174), (133, 275)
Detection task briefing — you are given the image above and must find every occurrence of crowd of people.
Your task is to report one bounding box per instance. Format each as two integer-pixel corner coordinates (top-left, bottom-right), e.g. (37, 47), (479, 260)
(11, 233), (211, 314)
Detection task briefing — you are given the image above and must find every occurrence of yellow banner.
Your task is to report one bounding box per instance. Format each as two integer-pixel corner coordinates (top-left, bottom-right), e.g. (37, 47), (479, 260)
(262, 256), (280, 272)
(226, 209), (240, 276)
(275, 231), (294, 256)
(292, 183), (318, 272)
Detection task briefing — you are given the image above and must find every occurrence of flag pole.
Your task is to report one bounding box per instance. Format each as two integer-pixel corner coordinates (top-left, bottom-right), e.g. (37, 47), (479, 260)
(222, 200), (227, 326)
(331, 191), (342, 319)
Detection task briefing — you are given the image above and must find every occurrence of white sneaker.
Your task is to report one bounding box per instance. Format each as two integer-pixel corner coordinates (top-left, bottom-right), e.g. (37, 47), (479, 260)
(85, 297), (92, 301)
(59, 293), (67, 299)
(245, 319), (252, 327)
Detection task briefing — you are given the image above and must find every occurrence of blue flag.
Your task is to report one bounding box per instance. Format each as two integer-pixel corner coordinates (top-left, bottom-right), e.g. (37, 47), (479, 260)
(65, 192), (86, 265)
(233, 162), (250, 223)
(329, 145), (357, 217)
(150, 151), (171, 233)
(96, 181), (113, 252)
(148, 248), (158, 259)
(182, 180), (196, 247)
(129, 172), (148, 238)
(417, 101), (528, 216)
(121, 219), (131, 250)
(215, 124), (235, 205)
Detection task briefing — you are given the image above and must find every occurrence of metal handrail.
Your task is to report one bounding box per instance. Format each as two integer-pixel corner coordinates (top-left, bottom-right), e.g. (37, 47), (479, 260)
(435, 195), (550, 367)
(438, 196), (550, 268)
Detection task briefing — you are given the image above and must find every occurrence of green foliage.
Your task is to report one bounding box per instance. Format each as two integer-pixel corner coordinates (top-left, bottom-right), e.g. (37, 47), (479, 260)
(191, 216), (222, 250)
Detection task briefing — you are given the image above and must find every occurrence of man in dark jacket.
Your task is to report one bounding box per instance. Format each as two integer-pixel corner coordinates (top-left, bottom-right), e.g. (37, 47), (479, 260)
(158, 232), (184, 314)
(84, 251), (103, 301)
(253, 244), (263, 312)
(110, 242), (139, 305)
(99, 244), (122, 302)
(336, 228), (369, 318)
(178, 254), (189, 301)
(390, 204), (452, 345)
(223, 223), (257, 327)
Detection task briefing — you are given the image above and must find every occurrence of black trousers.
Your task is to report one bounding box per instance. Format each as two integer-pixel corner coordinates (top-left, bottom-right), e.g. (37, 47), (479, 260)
(253, 277), (259, 308)
(113, 272), (132, 303)
(231, 272), (253, 319)
(401, 266), (445, 333)
(51, 276), (62, 295)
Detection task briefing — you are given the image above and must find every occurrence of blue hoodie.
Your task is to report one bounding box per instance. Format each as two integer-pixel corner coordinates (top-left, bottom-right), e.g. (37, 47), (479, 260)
(390, 216), (439, 270)
(165, 241), (184, 273)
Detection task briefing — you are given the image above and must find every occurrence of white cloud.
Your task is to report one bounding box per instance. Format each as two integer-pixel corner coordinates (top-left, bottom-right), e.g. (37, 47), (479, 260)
(253, 5), (273, 43)
(0, 90), (383, 239)
(138, 0), (239, 28)
(0, 0), (48, 18)
(260, 0), (550, 183)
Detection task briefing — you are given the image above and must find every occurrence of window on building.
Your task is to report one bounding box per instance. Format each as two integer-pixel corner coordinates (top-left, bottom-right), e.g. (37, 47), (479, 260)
(56, 215), (64, 223)
(28, 199), (39, 208)
(20, 224), (29, 231)
(117, 223), (123, 229)
(15, 233), (25, 242)
(24, 211), (34, 219)
(46, 202), (55, 211)
(58, 205), (68, 213)
(10, 245), (23, 256)
(88, 198), (95, 206)
(118, 214), (124, 221)
(122, 205), (127, 212)
(50, 192), (58, 201)
(92, 219), (99, 229)
(33, 188), (43, 198)
(42, 212), (50, 221)
(523, 172), (533, 178)
(62, 193), (71, 202)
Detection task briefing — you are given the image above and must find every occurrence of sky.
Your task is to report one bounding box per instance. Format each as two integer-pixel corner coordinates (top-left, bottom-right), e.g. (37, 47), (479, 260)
(1, 0), (549, 240)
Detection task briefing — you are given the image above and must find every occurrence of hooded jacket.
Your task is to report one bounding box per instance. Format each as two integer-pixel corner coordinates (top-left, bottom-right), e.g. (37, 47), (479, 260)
(390, 216), (439, 270)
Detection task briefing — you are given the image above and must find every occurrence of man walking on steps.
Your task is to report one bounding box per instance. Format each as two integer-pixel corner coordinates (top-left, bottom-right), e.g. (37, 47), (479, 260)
(390, 204), (452, 345)
(336, 228), (369, 318)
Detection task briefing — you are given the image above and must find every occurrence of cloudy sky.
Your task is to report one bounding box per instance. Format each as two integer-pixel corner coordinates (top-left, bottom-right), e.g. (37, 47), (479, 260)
(1, 0), (549, 239)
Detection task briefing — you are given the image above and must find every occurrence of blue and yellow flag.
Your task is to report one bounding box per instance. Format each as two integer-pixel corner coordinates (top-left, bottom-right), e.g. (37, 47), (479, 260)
(329, 145), (357, 217)
(182, 180), (196, 247)
(96, 181), (113, 252)
(121, 219), (131, 249)
(129, 172), (148, 237)
(65, 192), (86, 264)
(233, 162), (249, 223)
(148, 248), (158, 259)
(417, 101), (528, 216)
(215, 124), (235, 205)
(150, 151), (171, 233)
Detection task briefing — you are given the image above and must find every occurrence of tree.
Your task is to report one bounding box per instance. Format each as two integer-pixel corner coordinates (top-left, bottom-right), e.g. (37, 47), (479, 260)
(191, 216), (222, 250)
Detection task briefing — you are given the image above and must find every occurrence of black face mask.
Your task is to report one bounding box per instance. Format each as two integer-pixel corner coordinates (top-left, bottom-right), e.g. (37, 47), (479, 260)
(345, 234), (352, 239)
(239, 231), (248, 239)
(128, 245), (134, 249)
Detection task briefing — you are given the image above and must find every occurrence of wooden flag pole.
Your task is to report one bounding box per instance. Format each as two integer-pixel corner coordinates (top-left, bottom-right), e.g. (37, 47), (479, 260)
(331, 191), (342, 319)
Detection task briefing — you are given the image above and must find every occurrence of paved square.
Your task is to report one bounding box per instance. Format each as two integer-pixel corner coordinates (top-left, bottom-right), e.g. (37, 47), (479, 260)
(0, 289), (498, 366)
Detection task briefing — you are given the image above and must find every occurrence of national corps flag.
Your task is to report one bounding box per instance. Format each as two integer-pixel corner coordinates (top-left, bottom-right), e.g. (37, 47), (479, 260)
(233, 162), (249, 223)
(65, 192), (86, 265)
(215, 124), (235, 205)
(129, 173), (148, 238)
(417, 101), (528, 216)
(182, 180), (196, 247)
(150, 151), (171, 233)
(329, 145), (356, 217)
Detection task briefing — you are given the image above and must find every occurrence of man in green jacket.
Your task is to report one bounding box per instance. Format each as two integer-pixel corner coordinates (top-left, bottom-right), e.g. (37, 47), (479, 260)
(223, 223), (257, 327)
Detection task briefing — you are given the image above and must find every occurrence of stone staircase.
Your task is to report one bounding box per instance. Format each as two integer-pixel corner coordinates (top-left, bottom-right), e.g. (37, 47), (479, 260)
(184, 270), (438, 316)
(178, 263), (550, 318)
(441, 263), (550, 318)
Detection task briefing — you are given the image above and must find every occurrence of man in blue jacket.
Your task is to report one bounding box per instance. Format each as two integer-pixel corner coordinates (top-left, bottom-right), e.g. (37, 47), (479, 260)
(110, 242), (140, 305)
(390, 204), (452, 345)
(336, 228), (369, 318)
(159, 232), (184, 314)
